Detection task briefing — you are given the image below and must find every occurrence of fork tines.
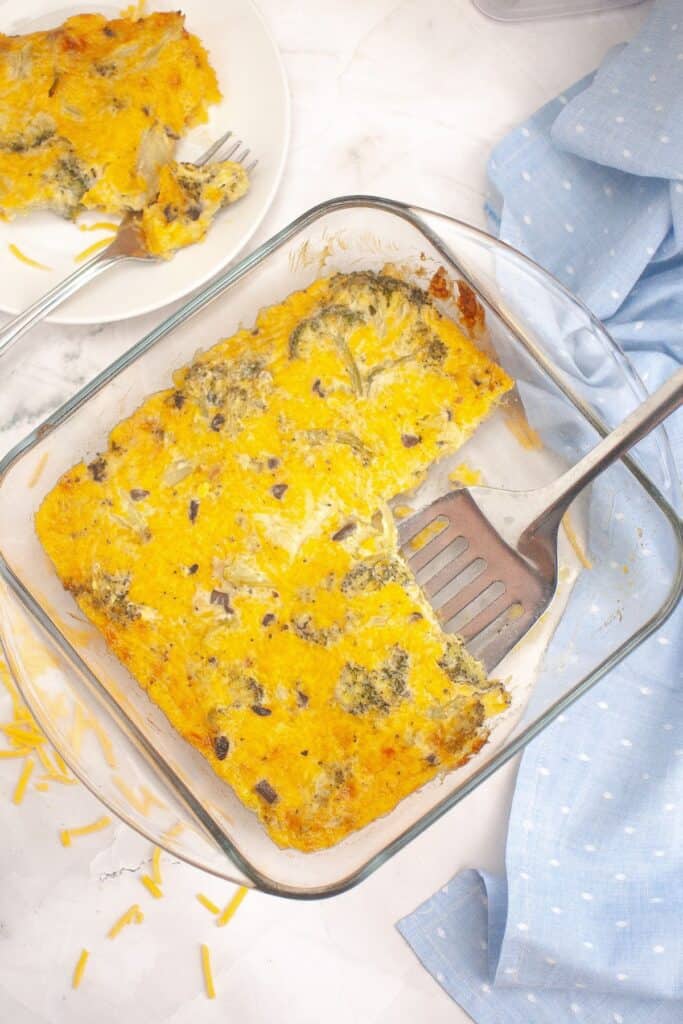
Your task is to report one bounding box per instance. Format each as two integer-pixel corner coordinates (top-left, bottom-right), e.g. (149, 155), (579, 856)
(195, 130), (257, 173)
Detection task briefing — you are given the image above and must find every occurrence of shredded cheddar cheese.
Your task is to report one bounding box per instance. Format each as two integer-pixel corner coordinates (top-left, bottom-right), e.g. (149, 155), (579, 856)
(112, 776), (163, 815)
(107, 904), (144, 939)
(196, 893), (220, 915)
(0, 666), (77, 799)
(72, 949), (89, 989)
(1, 723), (47, 746)
(151, 846), (162, 886)
(60, 815), (112, 847)
(12, 756), (34, 804)
(140, 875), (163, 899)
(216, 886), (248, 928)
(79, 221), (119, 233)
(200, 944), (216, 999)
(8, 243), (51, 270)
(161, 821), (184, 842)
(28, 452), (50, 489)
(562, 512), (593, 571)
(36, 745), (58, 775)
(74, 237), (115, 263)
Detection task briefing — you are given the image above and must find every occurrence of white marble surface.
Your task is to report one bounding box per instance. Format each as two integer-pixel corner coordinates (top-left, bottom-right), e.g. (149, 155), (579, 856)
(0, 1), (652, 1021)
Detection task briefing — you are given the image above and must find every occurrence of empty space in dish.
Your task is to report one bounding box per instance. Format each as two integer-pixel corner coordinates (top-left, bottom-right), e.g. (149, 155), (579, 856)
(0, 199), (679, 896)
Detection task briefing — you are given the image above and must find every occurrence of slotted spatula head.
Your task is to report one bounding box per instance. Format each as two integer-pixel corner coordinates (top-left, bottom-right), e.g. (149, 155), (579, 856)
(396, 489), (556, 671)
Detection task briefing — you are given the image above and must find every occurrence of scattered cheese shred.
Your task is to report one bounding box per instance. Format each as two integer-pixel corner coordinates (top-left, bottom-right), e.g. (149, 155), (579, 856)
(216, 886), (248, 928)
(562, 512), (593, 570)
(79, 221), (119, 233)
(36, 745), (57, 775)
(1, 723), (47, 747)
(151, 846), (163, 886)
(87, 717), (117, 769)
(8, 242), (51, 271)
(196, 893), (220, 915)
(60, 815), (112, 847)
(12, 756), (34, 804)
(72, 949), (89, 989)
(107, 904), (144, 939)
(40, 772), (78, 786)
(74, 237), (116, 263)
(28, 452), (50, 489)
(140, 875), (163, 899)
(161, 821), (184, 842)
(0, 664), (76, 798)
(200, 944), (216, 999)
(0, 665), (25, 717)
(112, 776), (165, 815)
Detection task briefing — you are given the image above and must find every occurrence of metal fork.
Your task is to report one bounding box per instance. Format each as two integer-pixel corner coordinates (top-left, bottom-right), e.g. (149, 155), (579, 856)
(397, 369), (683, 671)
(0, 131), (255, 361)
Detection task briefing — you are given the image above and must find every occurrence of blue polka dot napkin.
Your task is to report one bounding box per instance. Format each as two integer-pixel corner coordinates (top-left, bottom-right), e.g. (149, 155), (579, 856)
(397, 2), (683, 1020)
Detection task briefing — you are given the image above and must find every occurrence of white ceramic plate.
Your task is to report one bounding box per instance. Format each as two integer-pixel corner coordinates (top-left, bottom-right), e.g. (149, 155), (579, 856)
(0, 0), (289, 323)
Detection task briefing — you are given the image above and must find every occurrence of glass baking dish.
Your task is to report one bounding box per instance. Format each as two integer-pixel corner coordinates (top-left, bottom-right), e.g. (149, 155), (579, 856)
(0, 197), (680, 898)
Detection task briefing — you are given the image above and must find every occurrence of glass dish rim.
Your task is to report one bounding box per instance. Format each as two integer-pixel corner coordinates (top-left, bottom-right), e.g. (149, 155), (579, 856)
(0, 194), (681, 899)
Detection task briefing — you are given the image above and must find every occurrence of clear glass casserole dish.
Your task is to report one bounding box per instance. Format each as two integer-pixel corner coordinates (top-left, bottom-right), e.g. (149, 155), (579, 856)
(0, 196), (680, 898)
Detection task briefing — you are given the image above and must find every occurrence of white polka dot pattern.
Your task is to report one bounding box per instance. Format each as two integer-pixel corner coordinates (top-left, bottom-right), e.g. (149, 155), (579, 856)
(397, 4), (683, 1021)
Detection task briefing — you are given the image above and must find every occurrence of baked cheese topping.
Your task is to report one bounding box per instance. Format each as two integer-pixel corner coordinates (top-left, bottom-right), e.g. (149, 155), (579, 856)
(0, 12), (221, 220)
(36, 271), (513, 851)
(140, 159), (249, 257)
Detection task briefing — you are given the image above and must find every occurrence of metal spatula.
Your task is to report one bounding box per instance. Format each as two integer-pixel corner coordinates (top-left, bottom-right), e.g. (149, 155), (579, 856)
(397, 369), (683, 671)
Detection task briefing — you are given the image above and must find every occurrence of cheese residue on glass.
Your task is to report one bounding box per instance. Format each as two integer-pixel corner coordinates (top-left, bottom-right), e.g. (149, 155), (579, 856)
(449, 462), (483, 487)
(36, 269), (514, 852)
(112, 775), (164, 815)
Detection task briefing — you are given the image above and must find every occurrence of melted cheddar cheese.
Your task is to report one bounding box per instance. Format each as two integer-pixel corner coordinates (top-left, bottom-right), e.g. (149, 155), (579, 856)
(140, 159), (249, 257)
(36, 271), (514, 851)
(0, 12), (220, 219)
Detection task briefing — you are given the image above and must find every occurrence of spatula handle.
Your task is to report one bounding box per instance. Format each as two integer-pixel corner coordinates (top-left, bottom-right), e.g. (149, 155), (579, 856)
(536, 367), (683, 524)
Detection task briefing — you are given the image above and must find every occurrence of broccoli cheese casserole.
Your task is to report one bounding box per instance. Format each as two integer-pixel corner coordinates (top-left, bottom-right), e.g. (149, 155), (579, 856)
(36, 270), (513, 851)
(0, 10), (248, 250)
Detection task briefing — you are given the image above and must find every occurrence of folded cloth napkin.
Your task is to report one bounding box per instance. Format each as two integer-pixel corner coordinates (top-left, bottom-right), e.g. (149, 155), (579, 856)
(398, 2), (683, 1021)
